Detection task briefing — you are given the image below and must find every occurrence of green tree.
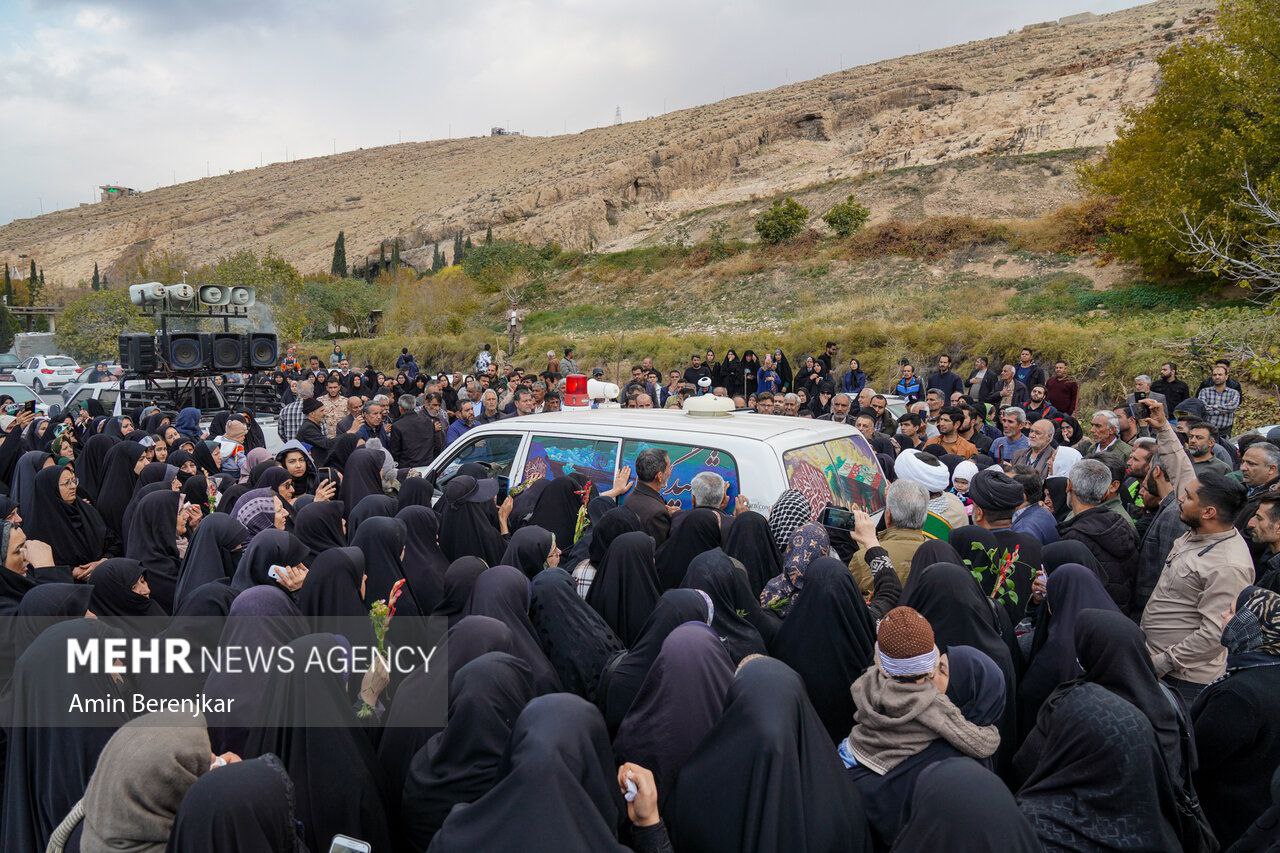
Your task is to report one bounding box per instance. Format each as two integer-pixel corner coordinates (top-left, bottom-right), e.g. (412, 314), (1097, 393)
(755, 197), (810, 244)
(485, 225), (493, 244)
(461, 240), (547, 292)
(2, 264), (11, 305)
(464, 236), (473, 252)
(378, 242), (387, 272)
(27, 260), (36, 300)
(298, 278), (384, 337)
(0, 303), (17, 351)
(823, 196), (872, 237)
(1081, 0), (1280, 273)
(91, 262), (100, 291)
(390, 238), (401, 270)
(54, 289), (151, 362)
(331, 230), (348, 277)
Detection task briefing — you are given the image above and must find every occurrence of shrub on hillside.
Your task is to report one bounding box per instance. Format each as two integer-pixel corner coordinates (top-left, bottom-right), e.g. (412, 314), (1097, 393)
(755, 198), (810, 244)
(844, 217), (1008, 259)
(823, 196), (871, 237)
(55, 290), (151, 362)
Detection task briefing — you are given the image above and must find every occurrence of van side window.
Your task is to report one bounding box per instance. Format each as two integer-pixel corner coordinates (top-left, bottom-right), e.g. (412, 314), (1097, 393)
(441, 433), (523, 480)
(618, 440), (739, 512)
(523, 435), (621, 492)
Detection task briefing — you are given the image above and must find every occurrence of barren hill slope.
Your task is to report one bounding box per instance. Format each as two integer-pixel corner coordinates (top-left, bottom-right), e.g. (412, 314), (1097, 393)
(1, 0), (1210, 284)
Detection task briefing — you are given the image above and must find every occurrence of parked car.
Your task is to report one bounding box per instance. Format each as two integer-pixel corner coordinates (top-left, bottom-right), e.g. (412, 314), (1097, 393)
(0, 354), (20, 382)
(0, 382), (52, 417)
(411, 404), (889, 520)
(12, 355), (81, 391)
(60, 363), (120, 403)
(62, 380), (279, 449)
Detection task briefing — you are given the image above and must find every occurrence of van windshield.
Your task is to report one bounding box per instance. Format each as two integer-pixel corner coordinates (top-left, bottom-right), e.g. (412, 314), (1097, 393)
(782, 435), (887, 519)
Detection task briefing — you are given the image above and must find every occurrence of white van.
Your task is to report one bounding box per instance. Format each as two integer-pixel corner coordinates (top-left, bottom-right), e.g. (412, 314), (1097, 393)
(415, 408), (889, 520)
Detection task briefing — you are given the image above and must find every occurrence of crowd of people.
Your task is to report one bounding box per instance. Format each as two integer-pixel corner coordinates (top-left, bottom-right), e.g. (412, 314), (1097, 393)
(0, 338), (1274, 852)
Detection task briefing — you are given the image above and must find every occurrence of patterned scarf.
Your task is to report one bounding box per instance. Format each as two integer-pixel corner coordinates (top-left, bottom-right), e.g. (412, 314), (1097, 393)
(1223, 585), (1280, 660)
(768, 489), (813, 552)
(759, 522), (829, 617)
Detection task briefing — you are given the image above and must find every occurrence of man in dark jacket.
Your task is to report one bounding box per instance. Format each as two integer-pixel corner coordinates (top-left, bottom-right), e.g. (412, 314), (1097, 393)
(389, 393), (444, 468)
(1059, 457), (1140, 615)
(1014, 348), (1047, 391)
(983, 364), (1029, 409)
(1236, 442), (1280, 572)
(626, 447), (674, 547)
(925, 354), (964, 401)
(1151, 362), (1190, 414)
(295, 398), (332, 466)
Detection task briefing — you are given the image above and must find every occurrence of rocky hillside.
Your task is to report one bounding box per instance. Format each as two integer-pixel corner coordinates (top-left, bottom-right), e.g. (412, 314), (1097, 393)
(1, 0), (1211, 285)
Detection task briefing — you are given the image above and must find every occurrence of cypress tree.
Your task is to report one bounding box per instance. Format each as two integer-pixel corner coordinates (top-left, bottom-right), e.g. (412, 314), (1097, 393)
(452, 231), (463, 265)
(331, 231), (348, 277)
(433, 244), (445, 272)
(91, 262), (100, 290)
(485, 225), (493, 244)
(28, 260), (36, 287)
(391, 238), (401, 269)
(464, 236), (473, 251)
(2, 264), (11, 305)
(378, 242), (387, 272)
(101, 273), (109, 289)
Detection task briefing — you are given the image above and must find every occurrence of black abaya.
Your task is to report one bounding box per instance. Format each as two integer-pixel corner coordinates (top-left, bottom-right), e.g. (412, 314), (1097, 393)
(723, 510), (782, 598)
(586, 529), (661, 646)
(96, 440), (147, 543)
(229, 528), (308, 593)
(339, 447), (385, 519)
(296, 546), (377, 651)
(167, 754), (303, 852)
(426, 693), (628, 853)
(293, 499), (347, 562)
(464, 564), (561, 694)
(528, 567), (623, 701)
(432, 556), (490, 627)
(350, 515), (408, 606)
(400, 652), (535, 852)
(348, 493), (397, 542)
(88, 557), (167, 637)
(242, 633), (391, 853)
(124, 489), (182, 612)
(172, 513), (246, 609)
(76, 433), (118, 503)
(398, 475), (435, 511)
(437, 477), (505, 565)
(398, 505), (451, 616)
(655, 507), (721, 590)
(679, 548), (767, 663)
(769, 556), (876, 744)
(24, 464), (107, 568)
(526, 474), (591, 552)
(499, 524), (554, 579)
(892, 758), (1042, 853)
(668, 656), (871, 853)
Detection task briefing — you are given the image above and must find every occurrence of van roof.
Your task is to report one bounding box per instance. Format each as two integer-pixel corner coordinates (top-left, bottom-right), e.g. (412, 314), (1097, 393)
(486, 409), (856, 443)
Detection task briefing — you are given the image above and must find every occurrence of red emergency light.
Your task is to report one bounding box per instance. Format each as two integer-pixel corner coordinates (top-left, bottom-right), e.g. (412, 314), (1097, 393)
(564, 373), (589, 408)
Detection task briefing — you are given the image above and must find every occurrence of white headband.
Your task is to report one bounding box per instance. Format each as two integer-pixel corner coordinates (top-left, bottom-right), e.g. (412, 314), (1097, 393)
(876, 642), (939, 678)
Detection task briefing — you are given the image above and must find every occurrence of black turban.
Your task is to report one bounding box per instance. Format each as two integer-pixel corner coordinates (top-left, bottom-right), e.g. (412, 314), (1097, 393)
(968, 469), (1024, 512)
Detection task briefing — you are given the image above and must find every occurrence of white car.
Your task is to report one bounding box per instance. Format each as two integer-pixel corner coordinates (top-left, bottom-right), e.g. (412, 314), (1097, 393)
(0, 382), (53, 417)
(13, 355), (81, 391)
(412, 405), (889, 520)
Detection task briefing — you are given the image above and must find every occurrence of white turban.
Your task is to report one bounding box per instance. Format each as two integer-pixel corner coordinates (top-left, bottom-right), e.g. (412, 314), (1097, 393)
(895, 449), (950, 493)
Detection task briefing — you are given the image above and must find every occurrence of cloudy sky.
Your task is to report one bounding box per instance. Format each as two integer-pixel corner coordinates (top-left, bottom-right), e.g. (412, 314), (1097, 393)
(1, 0), (1141, 226)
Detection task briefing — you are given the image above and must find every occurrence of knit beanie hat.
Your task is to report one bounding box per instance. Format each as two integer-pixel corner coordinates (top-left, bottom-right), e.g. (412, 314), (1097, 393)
(876, 606), (938, 677)
(302, 398), (324, 415)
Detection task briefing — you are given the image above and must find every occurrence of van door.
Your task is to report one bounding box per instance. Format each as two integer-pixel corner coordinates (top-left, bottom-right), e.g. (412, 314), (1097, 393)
(522, 434), (622, 492)
(431, 431), (526, 490)
(618, 439), (740, 512)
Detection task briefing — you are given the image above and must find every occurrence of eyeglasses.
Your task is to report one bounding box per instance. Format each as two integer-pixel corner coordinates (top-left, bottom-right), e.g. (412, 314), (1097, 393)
(59, 477), (78, 488)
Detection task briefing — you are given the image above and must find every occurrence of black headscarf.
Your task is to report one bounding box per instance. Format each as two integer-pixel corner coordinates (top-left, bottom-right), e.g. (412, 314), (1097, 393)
(655, 508), (723, 591)
(11, 582), (93, 660)
(76, 433), (118, 502)
(89, 557), (167, 637)
(600, 588), (713, 732)
(378, 615), (515, 822)
(427, 693), (627, 853)
(903, 561), (1017, 770)
(1041, 538), (1101, 576)
(351, 515), (407, 606)
(465, 564), (561, 694)
(723, 510), (783, 598)
(1044, 476), (1071, 522)
(528, 567), (624, 702)
(680, 548), (767, 663)
(0, 619), (133, 852)
(946, 645), (1009, 728)
(401, 652), (535, 851)
(339, 447), (384, 519)
(500, 524), (555, 579)
(296, 546), (376, 650)
(173, 513), (246, 609)
(97, 440), (147, 540)
(1019, 564), (1120, 729)
(202, 586), (313, 755)
(347, 493), (397, 542)
(120, 480), (173, 554)
(432, 556), (489, 627)
(11, 450), (50, 515)
(293, 499), (347, 562)
(326, 432), (361, 474)
(124, 489), (181, 612)
(893, 758), (1042, 853)
(527, 474), (592, 552)
(167, 754), (302, 852)
(24, 464), (107, 567)
(562, 496), (621, 570)
(1016, 681), (1181, 852)
(901, 539), (964, 601)
(668, 656), (871, 853)
(242, 633), (391, 853)
(142, 580), (239, 701)
(614, 621), (733, 808)
(397, 475), (435, 511)
(586, 504), (640, 568)
(135, 460), (176, 494)
(584, 529), (662, 647)
(230, 528), (308, 593)
(397, 505), (450, 616)
(769, 556), (876, 743)
(438, 476), (505, 565)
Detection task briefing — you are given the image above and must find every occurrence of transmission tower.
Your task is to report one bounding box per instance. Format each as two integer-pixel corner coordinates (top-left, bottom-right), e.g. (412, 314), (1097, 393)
(614, 105), (622, 125)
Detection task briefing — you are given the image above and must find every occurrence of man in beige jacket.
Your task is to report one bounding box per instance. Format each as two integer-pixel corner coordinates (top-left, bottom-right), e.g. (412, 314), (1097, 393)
(1139, 399), (1253, 705)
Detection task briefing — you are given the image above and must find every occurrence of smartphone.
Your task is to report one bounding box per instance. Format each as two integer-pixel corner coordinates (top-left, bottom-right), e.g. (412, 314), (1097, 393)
(1133, 391), (1148, 402)
(267, 564), (287, 582)
(820, 506), (858, 531)
(23, 400), (35, 413)
(317, 467), (334, 484)
(329, 836), (372, 853)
